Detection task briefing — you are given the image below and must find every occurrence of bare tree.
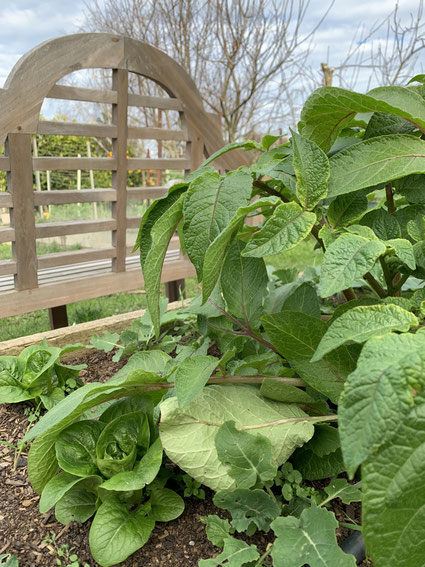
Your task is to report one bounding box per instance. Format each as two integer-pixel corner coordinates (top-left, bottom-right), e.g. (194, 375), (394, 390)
(320, 0), (425, 89)
(83, 0), (332, 141)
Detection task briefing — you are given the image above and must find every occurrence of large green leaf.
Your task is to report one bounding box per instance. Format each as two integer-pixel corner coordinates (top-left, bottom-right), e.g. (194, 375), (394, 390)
(201, 198), (279, 303)
(143, 194), (185, 336)
(320, 233), (386, 296)
(328, 135), (425, 199)
(243, 202), (316, 257)
(148, 486), (184, 522)
(280, 282), (321, 318)
(134, 183), (187, 267)
(260, 378), (315, 404)
(55, 487), (98, 525)
(364, 112), (416, 139)
(292, 447), (345, 481)
(0, 356), (31, 403)
(360, 208), (401, 240)
(174, 355), (219, 407)
(55, 420), (104, 477)
(363, 394), (425, 567)
(386, 238), (416, 269)
(96, 412), (147, 478)
(89, 496), (155, 567)
(394, 173), (425, 204)
(299, 85), (425, 152)
(292, 130), (329, 209)
(271, 506), (356, 566)
(215, 421), (277, 488)
(214, 488), (280, 532)
(327, 190), (368, 228)
(339, 333), (425, 477)
(183, 170), (252, 279)
(199, 537), (260, 567)
(221, 240), (268, 325)
(159, 385), (314, 491)
(312, 304), (418, 362)
(261, 311), (355, 403)
(39, 472), (101, 514)
(99, 437), (163, 492)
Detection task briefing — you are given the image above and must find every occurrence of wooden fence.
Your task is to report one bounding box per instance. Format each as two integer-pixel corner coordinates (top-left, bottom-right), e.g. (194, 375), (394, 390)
(0, 33), (250, 327)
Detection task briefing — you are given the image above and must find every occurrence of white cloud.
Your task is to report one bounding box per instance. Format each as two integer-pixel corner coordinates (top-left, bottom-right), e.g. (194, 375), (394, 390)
(0, 0), (87, 86)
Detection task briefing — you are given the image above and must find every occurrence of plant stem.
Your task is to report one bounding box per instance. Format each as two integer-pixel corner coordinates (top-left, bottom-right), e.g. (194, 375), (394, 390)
(265, 485), (279, 506)
(342, 288), (357, 301)
(208, 298), (281, 355)
(339, 522), (362, 532)
(392, 273), (409, 295)
(253, 179), (289, 201)
(380, 257), (393, 295)
(216, 375), (307, 387)
(255, 544), (274, 566)
(238, 414), (338, 431)
(386, 182), (395, 214)
(363, 272), (386, 298)
(95, 375), (309, 407)
(311, 224), (326, 252)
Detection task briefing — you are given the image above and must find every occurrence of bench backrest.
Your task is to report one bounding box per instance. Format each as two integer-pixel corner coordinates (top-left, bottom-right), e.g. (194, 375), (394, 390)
(0, 33), (250, 319)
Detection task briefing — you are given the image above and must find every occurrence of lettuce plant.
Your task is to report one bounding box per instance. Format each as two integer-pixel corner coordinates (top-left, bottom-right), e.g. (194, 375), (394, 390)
(24, 77), (425, 566)
(0, 342), (85, 409)
(38, 393), (183, 567)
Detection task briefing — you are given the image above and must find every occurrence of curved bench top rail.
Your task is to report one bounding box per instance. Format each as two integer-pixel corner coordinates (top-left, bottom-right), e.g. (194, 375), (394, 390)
(0, 32), (250, 170)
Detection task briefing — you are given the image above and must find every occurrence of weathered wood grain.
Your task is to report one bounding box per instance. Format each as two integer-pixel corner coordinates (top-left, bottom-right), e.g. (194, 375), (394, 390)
(37, 120), (117, 138)
(37, 247), (117, 269)
(33, 189), (116, 205)
(35, 219), (116, 238)
(0, 258), (196, 317)
(32, 157), (117, 171)
(7, 134), (38, 290)
(111, 68), (128, 272)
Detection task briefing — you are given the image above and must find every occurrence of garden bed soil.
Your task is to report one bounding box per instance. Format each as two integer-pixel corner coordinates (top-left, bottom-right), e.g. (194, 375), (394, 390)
(0, 349), (373, 566)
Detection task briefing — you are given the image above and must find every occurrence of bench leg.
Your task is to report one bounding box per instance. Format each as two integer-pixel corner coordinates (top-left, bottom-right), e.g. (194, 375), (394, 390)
(49, 305), (69, 329)
(165, 279), (185, 303)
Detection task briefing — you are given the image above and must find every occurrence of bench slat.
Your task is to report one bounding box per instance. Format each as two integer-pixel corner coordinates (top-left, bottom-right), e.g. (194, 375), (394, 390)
(34, 189), (117, 205)
(37, 121), (117, 138)
(37, 247), (117, 269)
(47, 84), (118, 104)
(35, 219), (116, 238)
(33, 157), (118, 171)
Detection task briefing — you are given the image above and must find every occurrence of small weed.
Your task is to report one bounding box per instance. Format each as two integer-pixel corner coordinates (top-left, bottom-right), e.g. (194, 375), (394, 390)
(43, 534), (89, 567)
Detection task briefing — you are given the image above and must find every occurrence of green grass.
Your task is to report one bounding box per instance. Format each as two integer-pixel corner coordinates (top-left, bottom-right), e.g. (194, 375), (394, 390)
(266, 236), (323, 272)
(0, 238), (317, 342)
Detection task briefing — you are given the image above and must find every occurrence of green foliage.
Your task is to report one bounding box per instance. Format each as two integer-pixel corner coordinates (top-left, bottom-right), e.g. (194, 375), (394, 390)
(14, 77), (425, 567)
(271, 506), (356, 566)
(0, 344), (84, 409)
(0, 555), (19, 567)
(35, 388), (182, 567)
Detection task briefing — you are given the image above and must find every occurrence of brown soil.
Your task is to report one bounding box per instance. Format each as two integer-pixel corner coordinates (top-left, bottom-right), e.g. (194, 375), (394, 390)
(0, 348), (372, 566)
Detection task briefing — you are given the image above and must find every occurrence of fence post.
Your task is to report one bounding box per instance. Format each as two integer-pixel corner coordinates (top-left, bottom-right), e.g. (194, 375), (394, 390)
(111, 68), (128, 272)
(7, 133), (38, 291)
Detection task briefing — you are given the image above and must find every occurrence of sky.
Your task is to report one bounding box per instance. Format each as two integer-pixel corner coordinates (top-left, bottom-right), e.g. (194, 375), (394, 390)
(0, 0), (423, 97)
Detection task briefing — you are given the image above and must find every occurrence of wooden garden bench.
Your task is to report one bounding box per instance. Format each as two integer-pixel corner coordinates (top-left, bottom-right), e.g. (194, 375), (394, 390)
(0, 33), (250, 328)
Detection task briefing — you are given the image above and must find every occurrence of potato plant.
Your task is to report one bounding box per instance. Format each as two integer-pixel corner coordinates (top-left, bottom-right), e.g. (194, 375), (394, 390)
(24, 76), (425, 566)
